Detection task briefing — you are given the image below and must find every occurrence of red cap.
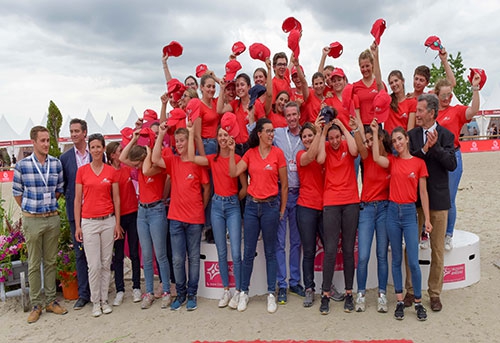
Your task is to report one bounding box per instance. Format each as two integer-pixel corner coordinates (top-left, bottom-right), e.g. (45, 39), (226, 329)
(424, 35), (444, 51)
(224, 60), (242, 81)
(328, 42), (344, 58)
(249, 43), (271, 62)
(167, 79), (186, 102)
(232, 41), (246, 56)
(372, 90), (391, 122)
(370, 19), (386, 45)
(291, 65), (304, 76)
(282, 17), (302, 33)
(143, 109), (158, 122)
(220, 112), (240, 138)
(162, 41), (183, 57)
(166, 108), (186, 128)
(196, 64), (208, 78)
(330, 67), (346, 79)
(341, 84), (356, 117)
(185, 98), (201, 122)
(468, 68), (487, 90)
(287, 29), (301, 59)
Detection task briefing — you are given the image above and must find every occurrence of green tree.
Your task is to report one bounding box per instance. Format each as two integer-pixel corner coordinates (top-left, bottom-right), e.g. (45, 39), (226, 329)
(47, 100), (63, 158)
(429, 51), (472, 106)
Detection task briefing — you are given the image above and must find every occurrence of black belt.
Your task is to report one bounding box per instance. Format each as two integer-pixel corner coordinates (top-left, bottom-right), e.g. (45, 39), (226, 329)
(139, 200), (163, 208)
(84, 213), (114, 220)
(249, 196), (277, 203)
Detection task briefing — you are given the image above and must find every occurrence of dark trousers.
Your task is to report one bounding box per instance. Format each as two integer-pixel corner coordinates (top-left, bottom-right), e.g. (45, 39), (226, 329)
(70, 219), (90, 300)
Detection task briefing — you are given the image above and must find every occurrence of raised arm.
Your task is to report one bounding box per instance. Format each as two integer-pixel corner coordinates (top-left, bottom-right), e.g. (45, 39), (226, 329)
(334, 118), (358, 157)
(162, 54), (173, 83)
(439, 48), (456, 88)
(159, 93), (169, 124)
(299, 116), (323, 166)
(350, 116), (368, 160)
(293, 54), (309, 99)
(316, 122), (331, 164)
(465, 72), (481, 120)
(264, 57), (273, 116)
(371, 42), (384, 91)
(228, 137), (248, 177)
(318, 46), (329, 73)
(152, 122), (168, 168)
(217, 80), (234, 114)
(120, 129), (140, 167)
(142, 146), (162, 176)
(370, 119), (389, 168)
(192, 117), (206, 156)
(187, 122), (209, 166)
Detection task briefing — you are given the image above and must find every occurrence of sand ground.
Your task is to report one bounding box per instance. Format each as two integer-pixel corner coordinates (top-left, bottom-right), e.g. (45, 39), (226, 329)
(1, 151), (499, 343)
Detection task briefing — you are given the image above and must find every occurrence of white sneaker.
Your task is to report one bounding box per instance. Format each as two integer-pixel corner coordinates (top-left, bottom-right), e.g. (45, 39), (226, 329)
(132, 288), (142, 303)
(218, 289), (231, 308)
(92, 303), (102, 317)
(419, 233), (430, 249)
(228, 291), (240, 309)
(377, 293), (388, 313)
(355, 292), (366, 312)
(113, 291), (124, 306)
(445, 235), (453, 251)
(267, 293), (277, 313)
(161, 292), (171, 309)
(101, 301), (113, 314)
(237, 292), (249, 312)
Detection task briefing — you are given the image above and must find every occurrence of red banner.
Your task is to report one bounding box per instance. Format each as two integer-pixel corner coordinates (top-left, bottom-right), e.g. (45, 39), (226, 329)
(460, 139), (500, 153)
(0, 170), (14, 183)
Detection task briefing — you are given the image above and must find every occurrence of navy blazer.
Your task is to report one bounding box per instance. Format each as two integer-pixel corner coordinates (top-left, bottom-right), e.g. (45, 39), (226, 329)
(408, 123), (457, 211)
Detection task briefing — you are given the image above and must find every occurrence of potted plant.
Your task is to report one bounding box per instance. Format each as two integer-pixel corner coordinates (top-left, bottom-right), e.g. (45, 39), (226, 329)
(55, 196), (78, 300)
(0, 197), (27, 285)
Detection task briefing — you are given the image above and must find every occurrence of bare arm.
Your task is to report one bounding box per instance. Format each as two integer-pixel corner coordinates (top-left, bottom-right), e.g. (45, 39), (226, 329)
(238, 173), (248, 201)
(162, 54), (172, 82)
(142, 146), (162, 176)
(112, 182), (123, 240)
(334, 118), (358, 157)
(74, 183), (83, 242)
(318, 46), (329, 73)
(278, 166), (288, 220)
(370, 119), (389, 168)
(159, 93), (169, 124)
(371, 42), (384, 91)
(407, 112), (416, 131)
(316, 123), (331, 164)
(228, 137), (248, 177)
(439, 48), (456, 88)
(202, 183), (211, 209)
(152, 123), (168, 168)
(119, 129), (140, 166)
(187, 123), (209, 166)
(349, 116), (368, 160)
(193, 117), (206, 156)
(217, 80), (234, 114)
(264, 57), (273, 116)
(299, 117), (323, 166)
(465, 72), (481, 120)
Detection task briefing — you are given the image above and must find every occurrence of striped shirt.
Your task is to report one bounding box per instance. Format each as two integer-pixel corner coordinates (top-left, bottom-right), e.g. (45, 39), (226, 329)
(12, 154), (64, 214)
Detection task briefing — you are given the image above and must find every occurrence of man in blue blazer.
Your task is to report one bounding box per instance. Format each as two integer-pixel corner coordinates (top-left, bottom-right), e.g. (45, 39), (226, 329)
(60, 118), (91, 309)
(404, 94), (457, 312)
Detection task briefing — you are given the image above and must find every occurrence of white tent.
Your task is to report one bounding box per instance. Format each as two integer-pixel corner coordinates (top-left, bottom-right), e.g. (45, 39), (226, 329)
(122, 107), (139, 130)
(0, 115), (20, 140)
(101, 113), (120, 134)
(84, 109), (104, 135)
(60, 115), (72, 138)
(19, 118), (35, 140)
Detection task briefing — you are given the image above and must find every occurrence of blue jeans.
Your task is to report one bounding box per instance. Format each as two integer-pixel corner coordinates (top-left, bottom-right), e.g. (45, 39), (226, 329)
(296, 205), (323, 291)
(70, 220), (90, 301)
(170, 220), (202, 296)
(386, 201), (422, 299)
(113, 211), (140, 291)
(241, 196), (280, 293)
(203, 138), (217, 229)
(356, 201), (389, 294)
(276, 188), (301, 289)
(446, 149), (462, 237)
(211, 194), (242, 290)
(137, 203), (170, 295)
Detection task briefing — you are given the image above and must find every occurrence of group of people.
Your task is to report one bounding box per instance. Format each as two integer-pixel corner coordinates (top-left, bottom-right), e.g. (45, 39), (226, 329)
(12, 30), (482, 323)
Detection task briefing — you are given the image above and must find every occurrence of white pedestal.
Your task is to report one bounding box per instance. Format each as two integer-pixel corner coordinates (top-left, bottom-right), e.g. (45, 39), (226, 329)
(387, 229), (480, 290)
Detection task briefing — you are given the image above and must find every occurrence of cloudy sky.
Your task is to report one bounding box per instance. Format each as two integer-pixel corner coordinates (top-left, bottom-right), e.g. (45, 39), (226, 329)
(1, 0), (499, 136)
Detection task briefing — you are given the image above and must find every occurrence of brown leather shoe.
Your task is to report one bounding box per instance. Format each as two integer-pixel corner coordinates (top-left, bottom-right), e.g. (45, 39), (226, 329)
(46, 300), (68, 315)
(403, 293), (414, 307)
(27, 306), (42, 324)
(430, 297), (443, 311)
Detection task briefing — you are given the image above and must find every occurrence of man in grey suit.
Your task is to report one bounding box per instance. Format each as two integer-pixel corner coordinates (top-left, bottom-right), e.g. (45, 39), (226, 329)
(60, 118), (91, 309)
(404, 94), (457, 312)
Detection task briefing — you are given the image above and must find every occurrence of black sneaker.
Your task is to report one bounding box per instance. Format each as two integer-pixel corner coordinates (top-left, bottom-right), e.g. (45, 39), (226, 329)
(289, 284), (305, 297)
(415, 303), (427, 321)
(344, 293), (354, 313)
(319, 295), (330, 315)
(277, 288), (287, 304)
(394, 301), (405, 320)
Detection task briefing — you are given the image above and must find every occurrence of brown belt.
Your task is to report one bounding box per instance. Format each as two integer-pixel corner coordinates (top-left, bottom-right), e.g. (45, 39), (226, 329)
(83, 213), (114, 221)
(23, 210), (59, 218)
